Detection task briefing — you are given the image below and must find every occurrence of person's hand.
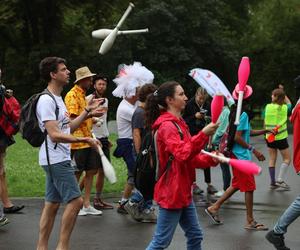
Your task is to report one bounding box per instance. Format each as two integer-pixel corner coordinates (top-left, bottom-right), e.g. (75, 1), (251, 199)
(195, 112), (204, 119)
(202, 122), (219, 136)
(90, 108), (105, 118)
(108, 140), (113, 148)
(86, 95), (105, 110)
(253, 149), (265, 161)
(84, 137), (101, 151)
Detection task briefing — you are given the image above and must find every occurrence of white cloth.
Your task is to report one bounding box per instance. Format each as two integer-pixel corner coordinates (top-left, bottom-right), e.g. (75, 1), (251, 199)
(36, 94), (71, 166)
(87, 95), (109, 138)
(116, 99), (137, 139)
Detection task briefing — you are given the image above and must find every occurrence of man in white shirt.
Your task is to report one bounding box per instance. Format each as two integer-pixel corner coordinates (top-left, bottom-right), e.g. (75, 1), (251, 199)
(114, 94), (138, 213)
(36, 57), (100, 250)
(86, 74), (113, 209)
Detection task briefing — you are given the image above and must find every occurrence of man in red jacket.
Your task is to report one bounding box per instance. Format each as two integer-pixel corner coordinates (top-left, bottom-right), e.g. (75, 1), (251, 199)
(266, 76), (300, 250)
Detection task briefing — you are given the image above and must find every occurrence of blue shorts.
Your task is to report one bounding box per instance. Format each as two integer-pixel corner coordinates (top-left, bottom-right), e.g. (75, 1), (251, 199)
(42, 160), (81, 204)
(113, 138), (136, 185)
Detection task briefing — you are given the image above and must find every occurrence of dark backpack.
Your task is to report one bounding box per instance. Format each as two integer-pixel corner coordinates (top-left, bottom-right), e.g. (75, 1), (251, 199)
(19, 89), (59, 147)
(134, 121), (183, 201)
(219, 105), (237, 157)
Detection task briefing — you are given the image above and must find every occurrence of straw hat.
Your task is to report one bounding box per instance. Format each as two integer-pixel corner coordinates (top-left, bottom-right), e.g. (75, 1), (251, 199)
(74, 66), (96, 83)
(232, 84), (253, 100)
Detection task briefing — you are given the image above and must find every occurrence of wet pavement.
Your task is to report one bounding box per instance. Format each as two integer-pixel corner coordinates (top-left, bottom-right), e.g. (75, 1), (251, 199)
(0, 136), (299, 250)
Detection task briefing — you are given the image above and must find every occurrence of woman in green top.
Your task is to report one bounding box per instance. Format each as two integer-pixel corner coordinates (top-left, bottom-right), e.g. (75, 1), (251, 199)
(264, 88), (292, 190)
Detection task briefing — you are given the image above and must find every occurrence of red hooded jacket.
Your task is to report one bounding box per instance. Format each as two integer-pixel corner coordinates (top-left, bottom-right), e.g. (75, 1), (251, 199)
(290, 103), (300, 173)
(152, 112), (217, 209)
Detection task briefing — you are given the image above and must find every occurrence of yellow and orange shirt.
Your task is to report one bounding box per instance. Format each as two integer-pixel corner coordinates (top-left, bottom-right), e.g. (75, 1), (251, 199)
(65, 85), (92, 149)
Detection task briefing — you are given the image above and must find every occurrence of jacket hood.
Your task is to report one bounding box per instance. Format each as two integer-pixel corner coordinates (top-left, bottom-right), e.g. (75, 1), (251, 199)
(152, 111), (186, 130)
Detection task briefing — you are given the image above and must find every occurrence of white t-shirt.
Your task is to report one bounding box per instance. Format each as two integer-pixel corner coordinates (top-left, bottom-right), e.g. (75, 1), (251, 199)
(87, 95), (109, 138)
(116, 99), (137, 139)
(36, 94), (71, 166)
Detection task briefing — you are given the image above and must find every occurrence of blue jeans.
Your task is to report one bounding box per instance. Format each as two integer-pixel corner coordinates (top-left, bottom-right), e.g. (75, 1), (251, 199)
(131, 190), (153, 210)
(146, 202), (203, 250)
(274, 194), (300, 234)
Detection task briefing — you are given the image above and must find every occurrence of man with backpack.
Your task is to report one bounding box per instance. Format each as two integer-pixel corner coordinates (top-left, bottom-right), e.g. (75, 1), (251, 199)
(0, 68), (24, 220)
(34, 57), (100, 250)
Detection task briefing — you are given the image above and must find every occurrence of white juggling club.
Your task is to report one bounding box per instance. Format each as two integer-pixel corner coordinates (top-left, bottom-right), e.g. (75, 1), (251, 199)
(92, 134), (117, 184)
(92, 28), (149, 39)
(99, 2), (135, 55)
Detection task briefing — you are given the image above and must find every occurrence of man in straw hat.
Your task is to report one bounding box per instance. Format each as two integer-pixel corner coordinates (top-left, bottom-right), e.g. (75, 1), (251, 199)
(205, 84), (270, 231)
(266, 76), (300, 250)
(36, 57), (101, 249)
(65, 66), (104, 216)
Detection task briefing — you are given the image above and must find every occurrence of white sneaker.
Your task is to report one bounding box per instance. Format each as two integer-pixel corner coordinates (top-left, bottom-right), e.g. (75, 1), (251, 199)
(78, 209), (87, 216)
(213, 190), (225, 198)
(82, 206), (102, 215)
(275, 181), (290, 191)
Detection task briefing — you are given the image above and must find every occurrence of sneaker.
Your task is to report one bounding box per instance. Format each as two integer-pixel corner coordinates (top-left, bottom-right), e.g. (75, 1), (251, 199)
(270, 183), (279, 190)
(0, 216), (9, 227)
(78, 209), (87, 216)
(93, 198), (114, 210)
(140, 208), (157, 223)
(81, 206), (102, 215)
(207, 185), (218, 194)
(275, 181), (291, 191)
(117, 201), (128, 214)
(213, 190), (225, 198)
(124, 201), (142, 221)
(193, 184), (204, 195)
(265, 230), (290, 250)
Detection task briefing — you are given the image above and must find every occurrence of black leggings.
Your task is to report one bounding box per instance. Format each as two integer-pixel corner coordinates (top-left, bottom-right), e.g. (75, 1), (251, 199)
(204, 168), (211, 183)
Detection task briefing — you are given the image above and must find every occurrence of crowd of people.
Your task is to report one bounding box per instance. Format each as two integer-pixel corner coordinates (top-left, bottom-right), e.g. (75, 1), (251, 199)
(0, 57), (299, 250)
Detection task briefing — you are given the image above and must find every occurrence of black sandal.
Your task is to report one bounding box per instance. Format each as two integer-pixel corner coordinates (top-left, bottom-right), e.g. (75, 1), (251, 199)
(3, 205), (25, 214)
(205, 208), (223, 224)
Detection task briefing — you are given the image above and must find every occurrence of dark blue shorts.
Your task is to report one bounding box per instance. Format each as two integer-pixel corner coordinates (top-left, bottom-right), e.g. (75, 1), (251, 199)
(113, 138), (136, 184)
(42, 160), (81, 204)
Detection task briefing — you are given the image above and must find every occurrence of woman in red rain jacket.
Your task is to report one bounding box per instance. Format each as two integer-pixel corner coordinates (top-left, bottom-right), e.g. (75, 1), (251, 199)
(145, 81), (219, 250)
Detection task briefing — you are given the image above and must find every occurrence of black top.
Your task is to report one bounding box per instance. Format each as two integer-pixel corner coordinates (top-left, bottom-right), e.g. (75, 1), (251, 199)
(183, 97), (211, 136)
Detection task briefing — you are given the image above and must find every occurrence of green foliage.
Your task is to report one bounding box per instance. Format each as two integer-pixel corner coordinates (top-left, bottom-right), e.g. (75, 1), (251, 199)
(0, 0), (299, 110)
(243, 0), (300, 105)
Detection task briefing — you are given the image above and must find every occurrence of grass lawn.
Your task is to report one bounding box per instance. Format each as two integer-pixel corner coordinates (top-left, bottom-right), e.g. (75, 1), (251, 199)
(5, 134), (127, 198)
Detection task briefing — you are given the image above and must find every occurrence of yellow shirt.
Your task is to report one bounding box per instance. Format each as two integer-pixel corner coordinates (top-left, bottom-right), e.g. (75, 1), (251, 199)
(65, 85), (92, 149)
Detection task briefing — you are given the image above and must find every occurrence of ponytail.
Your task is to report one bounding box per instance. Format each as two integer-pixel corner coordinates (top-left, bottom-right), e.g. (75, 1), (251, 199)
(145, 93), (160, 129)
(145, 81), (180, 130)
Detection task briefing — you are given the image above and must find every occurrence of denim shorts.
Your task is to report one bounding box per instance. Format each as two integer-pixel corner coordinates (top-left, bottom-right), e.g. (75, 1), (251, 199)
(42, 160), (81, 204)
(113, 138), (136, 185)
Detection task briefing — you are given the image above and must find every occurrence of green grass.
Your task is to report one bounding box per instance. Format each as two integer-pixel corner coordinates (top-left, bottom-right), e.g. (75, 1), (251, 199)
(5, 134), (127, 197)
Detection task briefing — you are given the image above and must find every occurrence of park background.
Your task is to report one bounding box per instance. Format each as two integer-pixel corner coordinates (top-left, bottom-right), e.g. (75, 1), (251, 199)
(0, 0), (299, 197)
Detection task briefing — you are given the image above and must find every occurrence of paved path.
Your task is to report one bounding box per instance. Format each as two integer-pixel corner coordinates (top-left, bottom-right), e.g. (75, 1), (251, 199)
(0, 136), (299, 250)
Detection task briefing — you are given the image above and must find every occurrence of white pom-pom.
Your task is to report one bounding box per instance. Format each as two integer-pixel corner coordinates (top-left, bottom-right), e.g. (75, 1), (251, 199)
(112, 62), (154, 98)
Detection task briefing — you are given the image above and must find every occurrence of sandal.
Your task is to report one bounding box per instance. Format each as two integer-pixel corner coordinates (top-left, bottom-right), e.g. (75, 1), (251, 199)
(205, 208), (223, 224)
(244, 220), (268, 231)
(3, 205), (25, 214)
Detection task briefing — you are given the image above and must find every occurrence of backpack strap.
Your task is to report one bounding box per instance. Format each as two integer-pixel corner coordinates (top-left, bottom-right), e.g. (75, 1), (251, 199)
(42, 89), (59, 166)
(154, 121), (184, 181)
